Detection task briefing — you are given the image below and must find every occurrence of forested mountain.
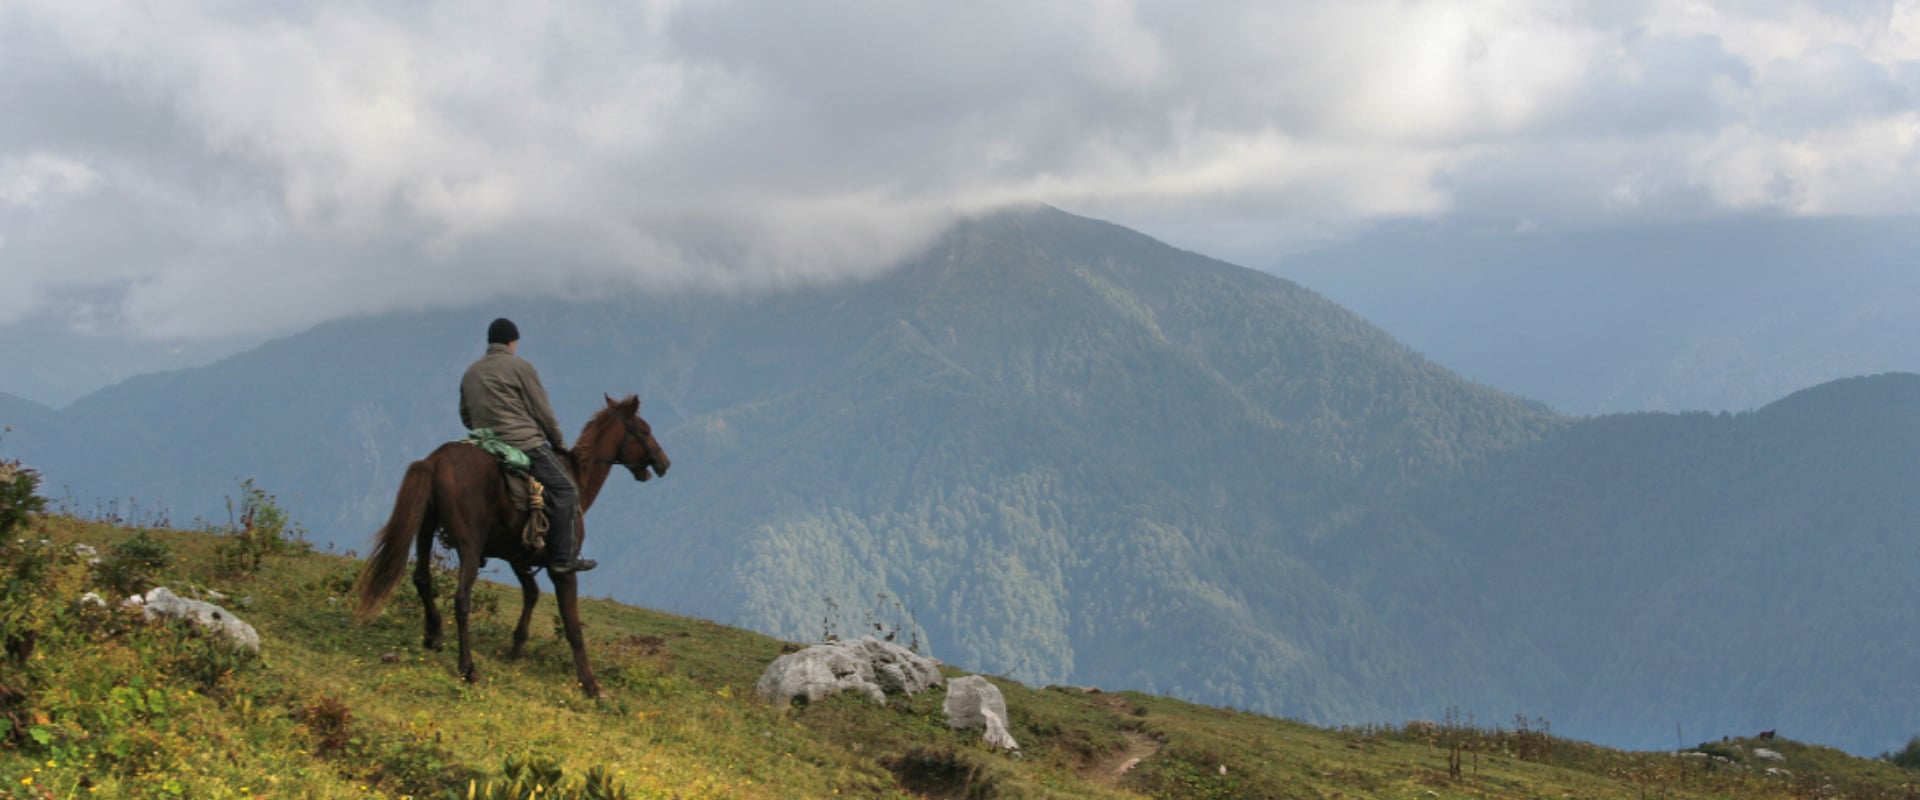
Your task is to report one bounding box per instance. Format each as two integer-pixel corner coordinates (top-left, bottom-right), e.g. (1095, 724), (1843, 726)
(3, 207), (1915, 755)
(1275, 217), (1920, 414)
(1400, 373), (1920, 752)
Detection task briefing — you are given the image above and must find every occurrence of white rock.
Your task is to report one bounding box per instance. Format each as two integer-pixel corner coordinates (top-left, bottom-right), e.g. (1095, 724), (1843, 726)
(135, 587), (261, 653)
(1754, 748), (1785, 762)
(755, 637), (942, 707)
(944, 675), (1019, 751)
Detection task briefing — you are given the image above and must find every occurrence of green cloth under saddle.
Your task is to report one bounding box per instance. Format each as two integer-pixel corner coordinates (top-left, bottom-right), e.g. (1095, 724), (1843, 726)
(462, 428), (549, 552)
(463, 428), (530, 473)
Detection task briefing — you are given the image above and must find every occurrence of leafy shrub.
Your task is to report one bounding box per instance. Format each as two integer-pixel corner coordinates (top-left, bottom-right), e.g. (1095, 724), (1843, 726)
(1883, 736), (1920, 770)
(214, 479), (310, 576)
(98, 530), (174, 597)
(0, 449), (46, 539)
(448, 754), (633, 800)
(0, 527), (88, 747)
(155, 618), (259, 695)
(297, 694), (354, 755)
(2, 534), (85, 670)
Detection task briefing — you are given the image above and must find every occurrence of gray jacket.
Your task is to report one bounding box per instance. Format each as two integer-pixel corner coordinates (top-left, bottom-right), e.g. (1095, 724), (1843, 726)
(459, 344), (566, 452)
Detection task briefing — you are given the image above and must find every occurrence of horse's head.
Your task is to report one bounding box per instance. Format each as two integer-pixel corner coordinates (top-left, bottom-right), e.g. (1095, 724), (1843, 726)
(600, 394), (671, 482)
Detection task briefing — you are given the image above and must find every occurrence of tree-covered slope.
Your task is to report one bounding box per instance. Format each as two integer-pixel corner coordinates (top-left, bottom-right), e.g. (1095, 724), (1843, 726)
(597, 207), (1562, 721)
(1405, 373), (1920, 753)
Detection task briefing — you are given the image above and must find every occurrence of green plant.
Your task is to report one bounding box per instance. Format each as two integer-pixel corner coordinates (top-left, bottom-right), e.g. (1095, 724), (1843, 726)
(1882, 736), (1920, 770)
(1, 532), (85, 670)
(156, 621), (258, 695)
(0, 452), (45, 540)
(214, 479), (309, 576)
(297, 694), (354, 755)
(98, 530), (174, 597)
(447, 754), (633, 800)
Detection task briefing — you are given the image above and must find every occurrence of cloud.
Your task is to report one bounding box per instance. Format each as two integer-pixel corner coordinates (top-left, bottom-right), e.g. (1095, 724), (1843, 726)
(1, 1), (1918, 337)
(0, 154), (100, 210)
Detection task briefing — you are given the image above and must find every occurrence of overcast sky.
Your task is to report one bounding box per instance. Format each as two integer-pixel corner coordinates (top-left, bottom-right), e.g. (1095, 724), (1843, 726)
(3, 0), (1917, 339)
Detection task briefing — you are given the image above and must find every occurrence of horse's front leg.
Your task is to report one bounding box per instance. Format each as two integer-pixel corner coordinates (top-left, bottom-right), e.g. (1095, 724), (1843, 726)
(549, 571), (601, 698)
(453, 546), (484, 684)
(412, 529), (443, 652)
(508, 562), (540, 659)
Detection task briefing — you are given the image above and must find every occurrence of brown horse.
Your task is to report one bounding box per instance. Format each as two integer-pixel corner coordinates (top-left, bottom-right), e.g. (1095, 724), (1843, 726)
(352, 394), (670, 697)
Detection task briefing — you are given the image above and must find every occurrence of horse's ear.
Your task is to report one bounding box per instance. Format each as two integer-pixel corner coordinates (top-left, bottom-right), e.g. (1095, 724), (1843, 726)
(604, 393), (618, 408)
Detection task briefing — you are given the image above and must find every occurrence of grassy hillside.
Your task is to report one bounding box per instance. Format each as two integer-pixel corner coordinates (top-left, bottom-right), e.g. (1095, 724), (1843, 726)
(5, 506), (1918, 799)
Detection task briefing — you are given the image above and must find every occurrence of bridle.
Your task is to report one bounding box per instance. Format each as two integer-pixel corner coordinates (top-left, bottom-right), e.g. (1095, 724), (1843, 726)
(595, 416), (654, 467)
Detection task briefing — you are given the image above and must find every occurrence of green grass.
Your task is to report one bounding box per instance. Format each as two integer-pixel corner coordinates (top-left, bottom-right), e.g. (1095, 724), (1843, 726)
(5, 514), (1920, 799)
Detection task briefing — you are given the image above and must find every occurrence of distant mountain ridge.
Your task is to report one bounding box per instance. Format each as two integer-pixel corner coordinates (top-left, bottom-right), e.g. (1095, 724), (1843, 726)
(3, 206), (1916, 755)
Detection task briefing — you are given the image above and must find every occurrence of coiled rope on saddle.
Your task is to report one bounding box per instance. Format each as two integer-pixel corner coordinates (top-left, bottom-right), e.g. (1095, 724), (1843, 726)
(460, 429), (551, 552)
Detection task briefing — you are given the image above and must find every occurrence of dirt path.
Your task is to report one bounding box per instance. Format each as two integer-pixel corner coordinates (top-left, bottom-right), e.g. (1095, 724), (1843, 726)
(1078, 691), (1164, 790)
(1083, 729), (1164, 788)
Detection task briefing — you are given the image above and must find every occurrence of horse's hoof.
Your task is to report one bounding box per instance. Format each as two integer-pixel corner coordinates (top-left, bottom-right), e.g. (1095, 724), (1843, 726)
(582, 682), (603, 699)
(424, 639), (443, 652)
(464, 668), (481, 684)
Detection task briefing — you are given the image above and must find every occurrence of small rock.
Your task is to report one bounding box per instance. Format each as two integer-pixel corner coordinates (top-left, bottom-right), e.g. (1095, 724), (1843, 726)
(943, 675), (1019, 751)
(133, 587), (261, 653)
(1754, 748), (1785, 762)
(78, 592), (106, 607)
(381, 652), (401, 664)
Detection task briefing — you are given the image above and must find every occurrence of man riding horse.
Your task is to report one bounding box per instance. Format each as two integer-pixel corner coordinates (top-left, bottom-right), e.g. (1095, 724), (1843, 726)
(460, 317), (594, 574)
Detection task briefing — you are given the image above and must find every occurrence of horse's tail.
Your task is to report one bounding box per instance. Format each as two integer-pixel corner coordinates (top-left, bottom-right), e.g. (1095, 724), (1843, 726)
(352, 459), (435, 622)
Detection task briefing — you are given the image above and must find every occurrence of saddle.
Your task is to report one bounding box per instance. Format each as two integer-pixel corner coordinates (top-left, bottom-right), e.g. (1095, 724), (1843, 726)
(461, 430), (551, 553)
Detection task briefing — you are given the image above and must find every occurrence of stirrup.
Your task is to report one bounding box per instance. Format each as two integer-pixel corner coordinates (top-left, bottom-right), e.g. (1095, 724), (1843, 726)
(547, 558), (598, 574)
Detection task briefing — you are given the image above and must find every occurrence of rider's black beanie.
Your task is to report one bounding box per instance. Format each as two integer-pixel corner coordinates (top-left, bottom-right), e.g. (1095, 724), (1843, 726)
(487, 318), (520, 345)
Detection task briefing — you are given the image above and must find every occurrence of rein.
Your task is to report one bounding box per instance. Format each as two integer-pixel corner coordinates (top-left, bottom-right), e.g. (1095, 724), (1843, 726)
(594, 417), (650, 466)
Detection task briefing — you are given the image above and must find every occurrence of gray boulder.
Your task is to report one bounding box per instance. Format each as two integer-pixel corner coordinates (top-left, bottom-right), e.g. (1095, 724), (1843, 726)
(1754, 748), (1786, 762)
(944, 675), (1019, 751)
(125, 587), (261, 653)
(755, 637), (942, 707)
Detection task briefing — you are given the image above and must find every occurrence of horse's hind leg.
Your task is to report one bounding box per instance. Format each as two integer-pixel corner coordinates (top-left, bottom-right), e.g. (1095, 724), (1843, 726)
(413, 522), (443, 651)
(453, 544), (484, 684)
(508, 563), (540, 659)
(550, 572), (601, 698)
